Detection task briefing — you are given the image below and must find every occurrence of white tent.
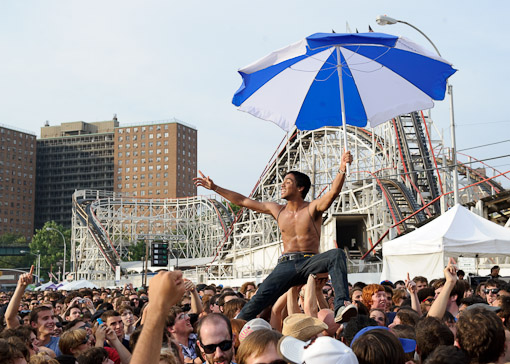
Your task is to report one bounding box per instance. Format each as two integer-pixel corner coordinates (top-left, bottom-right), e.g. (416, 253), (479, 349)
(58, 280), (98, 290)
(381, 204), (510, 282)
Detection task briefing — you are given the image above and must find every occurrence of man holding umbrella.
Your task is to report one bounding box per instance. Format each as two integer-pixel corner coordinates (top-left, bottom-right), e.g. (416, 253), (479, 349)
(193, 150), (356, 323)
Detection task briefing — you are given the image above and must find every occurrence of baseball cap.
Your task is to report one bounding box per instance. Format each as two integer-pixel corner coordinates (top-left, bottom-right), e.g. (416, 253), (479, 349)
(238, 318), (272, 342)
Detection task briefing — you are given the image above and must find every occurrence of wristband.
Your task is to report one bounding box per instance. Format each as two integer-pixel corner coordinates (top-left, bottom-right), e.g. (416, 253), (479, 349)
(338, 169), (346, 175)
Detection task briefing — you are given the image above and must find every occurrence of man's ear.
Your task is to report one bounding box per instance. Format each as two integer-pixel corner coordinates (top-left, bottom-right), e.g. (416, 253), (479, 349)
(30, 321), (37, 329)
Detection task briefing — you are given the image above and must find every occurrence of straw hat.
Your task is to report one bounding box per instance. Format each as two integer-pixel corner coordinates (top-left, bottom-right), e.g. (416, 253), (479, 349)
(282, 313), (328, 341)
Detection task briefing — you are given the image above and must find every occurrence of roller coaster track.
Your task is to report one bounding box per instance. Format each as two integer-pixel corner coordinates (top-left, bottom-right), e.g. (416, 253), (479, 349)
(436, 158), (504, 195)
(72, 190), (234, 280)
(393, 112), (441, 215)
(73, 195), (121, 273)
(378, 178), (427, 232)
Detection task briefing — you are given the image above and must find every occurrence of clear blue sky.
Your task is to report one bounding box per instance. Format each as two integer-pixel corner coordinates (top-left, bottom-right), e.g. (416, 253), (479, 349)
(2, 1), (509, 194)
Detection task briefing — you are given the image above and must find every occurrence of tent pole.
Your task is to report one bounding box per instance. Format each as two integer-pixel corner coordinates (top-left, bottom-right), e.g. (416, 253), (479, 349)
(336, 46), (350, 176)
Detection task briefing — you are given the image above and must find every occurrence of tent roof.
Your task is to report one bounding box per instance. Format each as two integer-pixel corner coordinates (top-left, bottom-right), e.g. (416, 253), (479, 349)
(382, 204), (510, 258)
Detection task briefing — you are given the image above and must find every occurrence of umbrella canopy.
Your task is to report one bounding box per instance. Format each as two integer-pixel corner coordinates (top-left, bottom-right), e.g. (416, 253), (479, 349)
(233, 32), (457, 132)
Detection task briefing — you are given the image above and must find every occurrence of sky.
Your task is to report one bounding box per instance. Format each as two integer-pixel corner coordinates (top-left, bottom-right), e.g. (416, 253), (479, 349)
(1, 1), (509, 194)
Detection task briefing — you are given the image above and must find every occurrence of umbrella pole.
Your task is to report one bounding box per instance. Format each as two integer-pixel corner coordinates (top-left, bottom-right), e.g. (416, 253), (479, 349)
(336, 46), (350, 176)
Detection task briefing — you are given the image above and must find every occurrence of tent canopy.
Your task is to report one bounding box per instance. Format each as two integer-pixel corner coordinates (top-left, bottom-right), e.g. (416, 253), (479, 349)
(381, 204), (510, 282)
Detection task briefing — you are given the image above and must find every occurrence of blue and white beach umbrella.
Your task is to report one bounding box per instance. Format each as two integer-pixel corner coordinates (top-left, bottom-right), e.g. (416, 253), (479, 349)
(233, 32), (457, 134)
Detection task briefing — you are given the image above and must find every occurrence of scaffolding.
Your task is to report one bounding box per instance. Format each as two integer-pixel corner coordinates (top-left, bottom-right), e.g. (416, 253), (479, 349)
(71, 112), (508, 283)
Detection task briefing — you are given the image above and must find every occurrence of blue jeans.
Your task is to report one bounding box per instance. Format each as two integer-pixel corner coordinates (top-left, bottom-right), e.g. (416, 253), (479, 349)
(237, 248), (349, 321)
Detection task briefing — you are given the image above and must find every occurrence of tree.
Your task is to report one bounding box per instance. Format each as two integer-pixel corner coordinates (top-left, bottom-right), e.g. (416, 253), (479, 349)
(30, 221), (71, 281)
(127, 240), (146, 261)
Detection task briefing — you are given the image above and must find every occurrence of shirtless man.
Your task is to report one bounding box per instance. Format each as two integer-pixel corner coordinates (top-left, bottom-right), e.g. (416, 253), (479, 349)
(193, 151), (356, 323)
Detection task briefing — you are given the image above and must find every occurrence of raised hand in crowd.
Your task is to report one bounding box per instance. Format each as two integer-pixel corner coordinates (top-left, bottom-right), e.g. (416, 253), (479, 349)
(6, 265), (34, 329)
(428, 257), (457, 319)
(184, 279), (203, 314)
(405, 272), (422, 316)
(130, 270), (186, 364)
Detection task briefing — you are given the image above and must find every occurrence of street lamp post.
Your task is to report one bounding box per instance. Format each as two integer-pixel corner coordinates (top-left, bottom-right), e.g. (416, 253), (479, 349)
(20, 250), (40, 284)
(376, 15), (459, 206)
(46, 227), (66, 281)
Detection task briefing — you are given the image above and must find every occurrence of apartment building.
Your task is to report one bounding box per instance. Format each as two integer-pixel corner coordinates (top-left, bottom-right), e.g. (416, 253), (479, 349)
(114, 120), (197, 198)
(35, 119), (118, 229)
(0, 124), (36, 240)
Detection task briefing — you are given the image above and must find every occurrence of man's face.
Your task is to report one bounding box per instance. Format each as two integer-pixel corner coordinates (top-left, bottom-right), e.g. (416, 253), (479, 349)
(54, 302), (64, 316)
(198, 319), (233, 364)
(415, 280), (428, 291)
(492, 268), (500, 277)
(352, 290), (362, 303)
(106, 316), (124, 339)
(204, 289), (215, 297)
(121, 310), (135, 327)
(371, 291), (387, 310)
(172, 312), (193, 337)
(281, 174), (300, 200)
(486, 285), (500, 306)
(32, 309), (55, 336)
(210, 301), (221, 313)
(67, 307), (82, 321)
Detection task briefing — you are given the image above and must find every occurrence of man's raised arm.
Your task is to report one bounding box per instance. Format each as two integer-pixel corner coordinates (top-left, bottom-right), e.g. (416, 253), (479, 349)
(193, 171), (280, 216)
(311, 151), (352, 214)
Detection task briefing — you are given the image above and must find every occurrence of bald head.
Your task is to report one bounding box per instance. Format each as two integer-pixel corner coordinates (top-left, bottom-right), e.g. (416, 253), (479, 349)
(318, 309), (340, 337)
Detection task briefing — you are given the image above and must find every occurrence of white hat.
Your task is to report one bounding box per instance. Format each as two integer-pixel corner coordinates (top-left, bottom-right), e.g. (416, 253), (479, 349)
(238, 318), (272, 342)
(278, 335), (358, 364)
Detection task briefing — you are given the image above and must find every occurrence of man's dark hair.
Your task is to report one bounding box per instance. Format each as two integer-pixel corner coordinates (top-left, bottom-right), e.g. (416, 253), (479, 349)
(457, 307), (505, 363)
(29, 305), (53, 324)
(63, 318), (85, 332)
(285, 171), (311, 199)
(413, 276), (428, 285)
(100, 310), (120, 322)
(76, 347), (109, 364)
(217, 291), (238, 308)
(459, 296), (485, 308)
(497, 295), (510, 328)
(424, 345), (470, 364)
(394, 308), (420, 327)
(351, 328), (407, 364)
(485, 278), (504, 289)
(196, 313), (232, 342)
(491, 265), (500, 272)
(433, 279), (465, 306)
(415, 316), (454, 363)
(341, 315), (377, 346)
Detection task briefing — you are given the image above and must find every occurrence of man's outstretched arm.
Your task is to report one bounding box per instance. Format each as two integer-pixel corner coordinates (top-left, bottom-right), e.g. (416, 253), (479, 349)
(193, 171), (280, 216)
(311, 151), (352, 214)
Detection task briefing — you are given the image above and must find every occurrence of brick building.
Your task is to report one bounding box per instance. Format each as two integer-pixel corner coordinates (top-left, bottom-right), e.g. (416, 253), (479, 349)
(0, 124), (36, 240)
(114, 120), (197, 198)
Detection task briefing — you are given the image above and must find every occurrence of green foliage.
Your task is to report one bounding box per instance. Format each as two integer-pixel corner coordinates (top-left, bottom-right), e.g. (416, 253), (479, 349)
(127, 240), (146, 261)
(0, 233), (32, 269)
(30, 221), (71, 281)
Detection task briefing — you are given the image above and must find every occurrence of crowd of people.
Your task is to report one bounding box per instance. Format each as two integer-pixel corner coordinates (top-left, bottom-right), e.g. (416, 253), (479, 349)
(2, 152), (508, 364)
(0, 261), (509, 364)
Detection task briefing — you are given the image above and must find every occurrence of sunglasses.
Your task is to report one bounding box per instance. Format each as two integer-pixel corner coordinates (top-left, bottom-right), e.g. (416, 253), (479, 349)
(200, 340), (233, 354)
(484, 288), (500, 294)
(260, 361), (286, 364)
